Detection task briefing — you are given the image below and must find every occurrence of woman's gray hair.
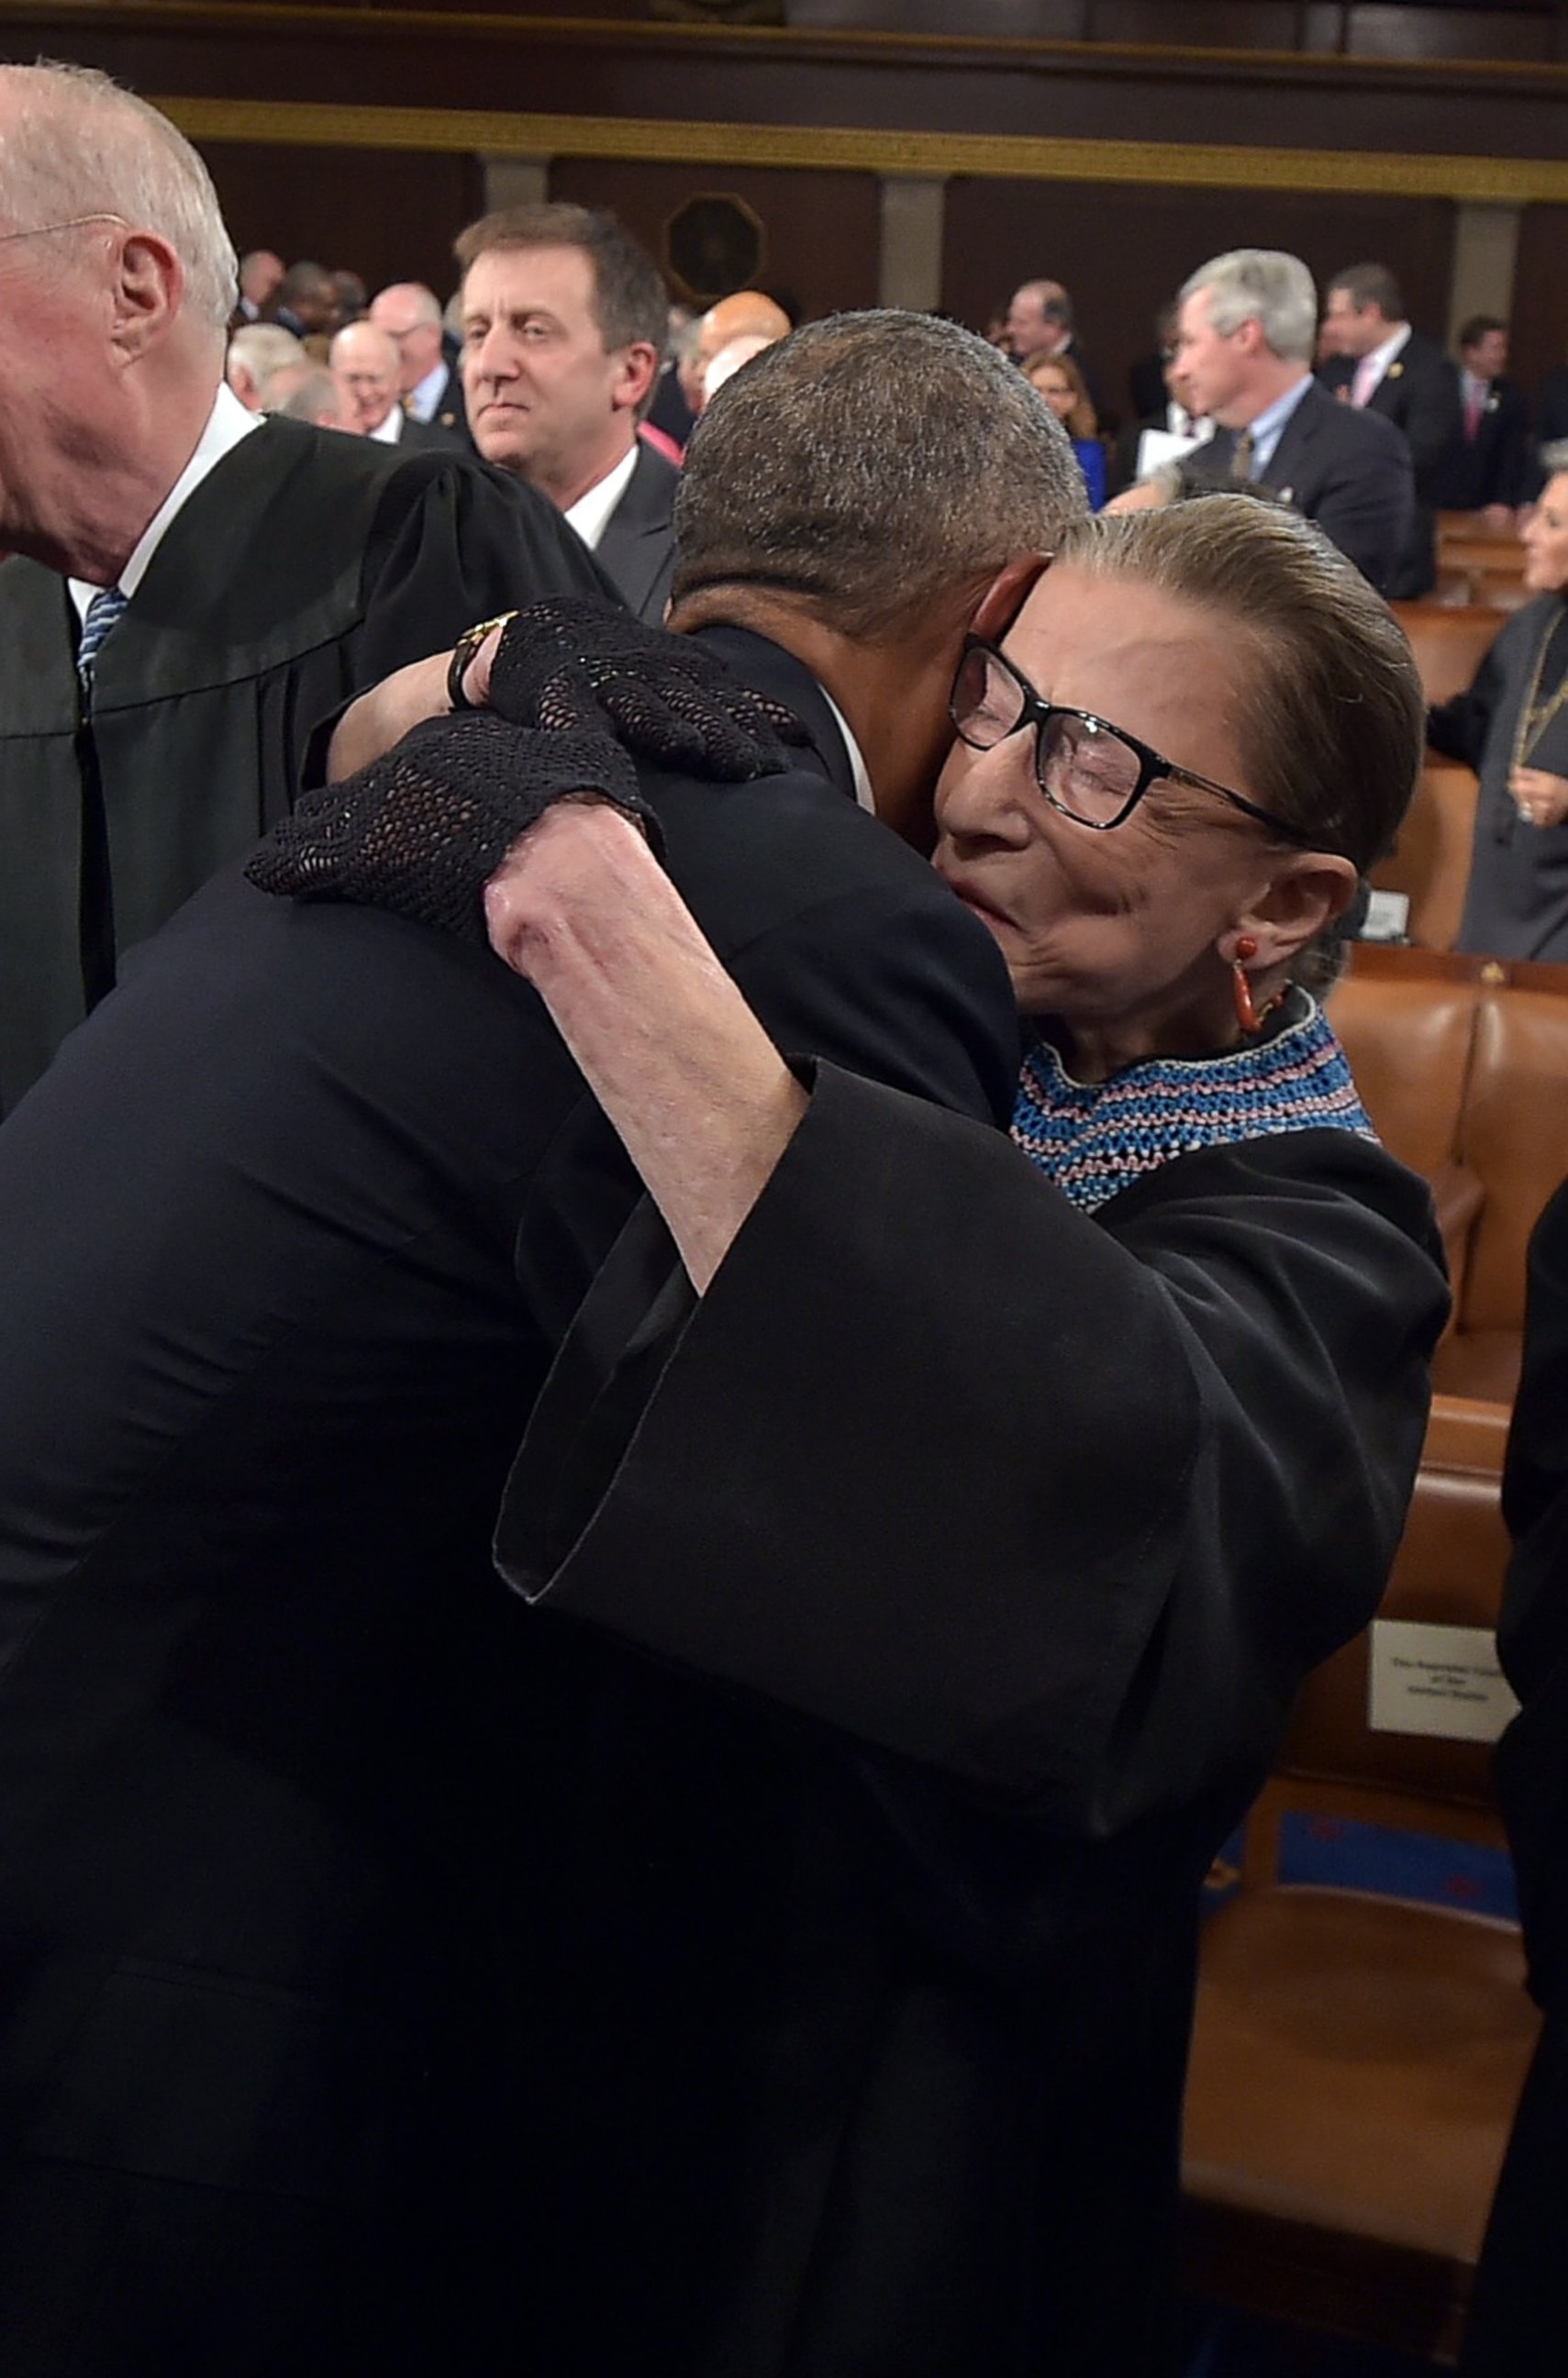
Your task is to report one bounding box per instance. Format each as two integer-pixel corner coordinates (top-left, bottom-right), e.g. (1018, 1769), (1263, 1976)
(1059, 496), (1422, 872)
(1057, 497), (1422, 991)
(1178, 250), (1318, 367)
(1540, 439), (1568, 478)
(0, 61), (236, 330)
(673, 309), (1087, 639)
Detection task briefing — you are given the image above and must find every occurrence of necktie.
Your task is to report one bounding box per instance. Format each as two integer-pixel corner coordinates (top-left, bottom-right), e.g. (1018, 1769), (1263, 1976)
(1350, 353), (1380, 407)
(1230, 428), (1255, 482)
(1464, 379), (1485, 439)
(77, 583), (129, 686)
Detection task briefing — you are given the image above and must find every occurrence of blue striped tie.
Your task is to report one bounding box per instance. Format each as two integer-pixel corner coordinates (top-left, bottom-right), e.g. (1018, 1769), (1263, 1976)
(77, 583), (129, 686)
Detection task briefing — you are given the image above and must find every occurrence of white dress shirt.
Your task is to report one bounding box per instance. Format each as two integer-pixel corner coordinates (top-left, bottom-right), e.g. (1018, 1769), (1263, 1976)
(563, 444), (640, 551)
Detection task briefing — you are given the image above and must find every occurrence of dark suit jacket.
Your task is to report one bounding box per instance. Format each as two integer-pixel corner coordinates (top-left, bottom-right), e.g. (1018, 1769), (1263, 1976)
(1201, 377), (1416, 595)
(1432, 377), (1531, 512)
(594, 439), (678, 622)
(0, 627), (1016, 2378)
(1460, 1174), (1568, 2374)
(406, 362), (473, 450)
(1358, 330), (1464, 595)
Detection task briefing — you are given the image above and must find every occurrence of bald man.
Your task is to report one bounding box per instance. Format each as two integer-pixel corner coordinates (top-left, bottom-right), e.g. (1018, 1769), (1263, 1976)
(369, 278), (471, 447)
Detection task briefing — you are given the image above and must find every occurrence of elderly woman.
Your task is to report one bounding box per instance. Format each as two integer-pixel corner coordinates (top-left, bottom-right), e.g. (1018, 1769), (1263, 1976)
(1429, 450), (1568, 959)
(263, 498), (1446, 2375)
(1021, 345), (1108, 508)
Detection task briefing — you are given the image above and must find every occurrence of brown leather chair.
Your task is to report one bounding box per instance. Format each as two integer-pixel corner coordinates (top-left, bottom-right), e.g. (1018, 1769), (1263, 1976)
(1393, 604), (1503, 708)
(1182, 1397), (1540, 2363)
(1329, 949), (1568, 1405)
(1369, 761), (1479, 952)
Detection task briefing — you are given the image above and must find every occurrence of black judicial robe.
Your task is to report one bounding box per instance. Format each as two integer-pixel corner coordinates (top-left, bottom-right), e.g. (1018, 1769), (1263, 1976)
(0, 635), (1018, 2378)
(491, 1065), (1448, 2377)
(0, 416), (606, 1115)
(1428, 592), (1568, 961)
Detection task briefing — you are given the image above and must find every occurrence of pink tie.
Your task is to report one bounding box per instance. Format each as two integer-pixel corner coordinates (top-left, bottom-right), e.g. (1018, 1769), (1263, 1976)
(1351, 354), (1379, 407)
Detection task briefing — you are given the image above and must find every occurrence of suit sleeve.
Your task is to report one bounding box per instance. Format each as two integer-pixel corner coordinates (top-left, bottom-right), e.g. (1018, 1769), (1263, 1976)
(1402, 350), (1465, 486)
(353, 451), (618, 687)
(1313, 425), (1417, 594)
(498, 1067), (1446, 1835)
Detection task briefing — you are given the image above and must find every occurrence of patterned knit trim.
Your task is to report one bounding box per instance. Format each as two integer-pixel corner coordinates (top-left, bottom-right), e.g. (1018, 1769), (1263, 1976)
(1011, 994), (1375, 1213)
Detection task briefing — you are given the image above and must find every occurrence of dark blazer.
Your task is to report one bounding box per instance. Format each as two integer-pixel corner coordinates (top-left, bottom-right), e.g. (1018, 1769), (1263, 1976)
(1460, 1174), (1568, 2375)
(0, 628), (1017, 2377)
(594, 439), (678, 622)
(1432, 377), (1532, 512)
(1358, 330), (1465, 595)
(406, 361), (473, 450)
(1201, 377), (1416, 595)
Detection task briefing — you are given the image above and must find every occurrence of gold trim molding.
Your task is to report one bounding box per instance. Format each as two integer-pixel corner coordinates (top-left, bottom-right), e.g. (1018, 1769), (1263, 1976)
(158, 97), (1568, 205)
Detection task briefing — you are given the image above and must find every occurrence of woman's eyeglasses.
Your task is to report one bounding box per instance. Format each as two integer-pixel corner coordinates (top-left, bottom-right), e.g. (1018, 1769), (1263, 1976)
(949, 635), (1315, 843)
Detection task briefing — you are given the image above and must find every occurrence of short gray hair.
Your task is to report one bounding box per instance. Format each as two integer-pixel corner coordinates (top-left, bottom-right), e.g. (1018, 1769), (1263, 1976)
(1540, 440), (1568, 478)
(227, 323), (306, 402)
(1179, 250), (1318, 367)
(0, 61), (236, 329)
(673, 309), (1087, 639)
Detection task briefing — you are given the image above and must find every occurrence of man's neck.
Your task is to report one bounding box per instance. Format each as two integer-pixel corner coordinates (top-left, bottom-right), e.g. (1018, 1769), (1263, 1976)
(541, 428), (639, 516)
(38, 382), (219, 583)
(1229, 361), (1308, 428)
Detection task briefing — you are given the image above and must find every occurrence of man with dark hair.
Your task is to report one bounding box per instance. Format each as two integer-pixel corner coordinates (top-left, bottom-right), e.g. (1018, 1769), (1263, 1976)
(455, 200), (678, 619)
(1321, 261), (1463, 595)
(272, 257), (339, 339)
(0, 61), (605, 1117)
(1433, 314), (1530, 521)
(0, 307), (1082, 2372)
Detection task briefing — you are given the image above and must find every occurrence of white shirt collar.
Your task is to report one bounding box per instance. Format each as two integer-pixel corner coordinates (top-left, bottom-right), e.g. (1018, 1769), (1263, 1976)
(564, 443), (639, 551)
(406, 358), (449, 423)
(1244, 371), (1314, 473)
(369, 406), (404, 445)
(817, 683), (876, 816)
(69, 382), (261, 624)
(1362, 323), (1412, 392)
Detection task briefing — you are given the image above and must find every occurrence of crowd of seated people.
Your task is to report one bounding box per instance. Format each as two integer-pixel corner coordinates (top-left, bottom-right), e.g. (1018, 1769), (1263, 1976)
(3, 49), (1568, 2377)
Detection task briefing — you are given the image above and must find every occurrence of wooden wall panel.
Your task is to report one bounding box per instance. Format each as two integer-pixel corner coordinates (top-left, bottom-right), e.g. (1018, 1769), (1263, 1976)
(549, 156), (881, 317)
(200, 140), (484, 301)
(1511, 204), (1568, 399)
(943, 179), (1457, 427)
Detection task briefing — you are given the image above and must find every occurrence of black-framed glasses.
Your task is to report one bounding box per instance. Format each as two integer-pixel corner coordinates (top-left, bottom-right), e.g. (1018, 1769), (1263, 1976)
(949, 635), (1316, 843)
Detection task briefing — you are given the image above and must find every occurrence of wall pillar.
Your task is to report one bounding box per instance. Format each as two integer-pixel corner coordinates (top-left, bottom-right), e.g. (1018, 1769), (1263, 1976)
(878, 174), (947, 313)
(480, 154), (552, 213)
(1448, 201), (1522, 344)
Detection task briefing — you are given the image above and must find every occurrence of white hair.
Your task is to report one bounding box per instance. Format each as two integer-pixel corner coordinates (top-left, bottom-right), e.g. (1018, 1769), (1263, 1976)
(1179, 249), (1318, 367)
(0, 61), (237, 329)
(227, 323), (306, 402)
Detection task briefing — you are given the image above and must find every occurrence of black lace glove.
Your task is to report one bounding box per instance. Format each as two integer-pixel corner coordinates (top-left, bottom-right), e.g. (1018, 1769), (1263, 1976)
(246, 709), (658, 944)
(484, 595), (812, 781)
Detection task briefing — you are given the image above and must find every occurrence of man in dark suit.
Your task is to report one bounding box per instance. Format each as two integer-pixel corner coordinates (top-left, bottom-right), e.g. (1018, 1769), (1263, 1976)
(1432, 316), (1531, 519)
(1321, 261), (1464, 595)
(0, 307), (1082, 2374)
(456, 200), (678, 621)
(1173, 247), (1415, 594)
(1003, 273), (1110, 426)
(369, 278), (472, 448)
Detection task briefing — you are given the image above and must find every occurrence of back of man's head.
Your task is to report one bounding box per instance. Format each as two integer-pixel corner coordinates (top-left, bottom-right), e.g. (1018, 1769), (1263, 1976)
(1179, 250), (1318, 366)
(672, 309), (1085, 640)
(269, 361), (350, 430)
(227, 322), (306, 409)
(1329, 261), (1404, 328)
(0, 61), (236, 331)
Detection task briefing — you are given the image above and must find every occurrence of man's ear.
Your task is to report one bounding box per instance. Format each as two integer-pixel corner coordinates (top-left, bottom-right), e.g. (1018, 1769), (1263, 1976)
(613, 340), (660, 416)
(109, 230), (184, 363)
(968, 552), (1051, 645)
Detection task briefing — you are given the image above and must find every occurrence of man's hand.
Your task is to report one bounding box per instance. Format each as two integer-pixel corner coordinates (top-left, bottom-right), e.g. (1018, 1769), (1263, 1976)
(1510, 767), (1568, 829)
(325, 623), (511, 783)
